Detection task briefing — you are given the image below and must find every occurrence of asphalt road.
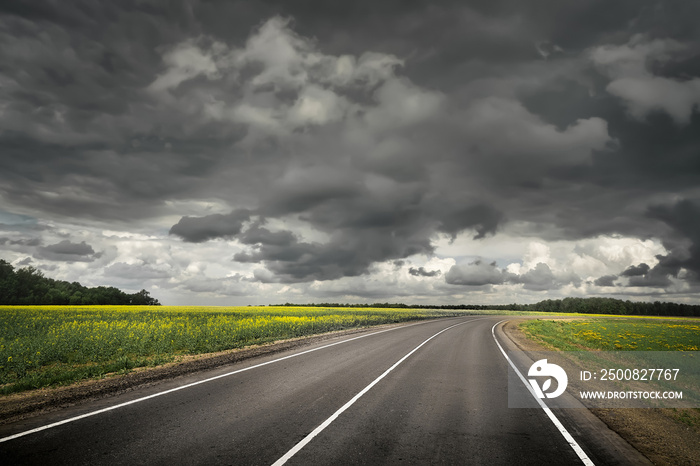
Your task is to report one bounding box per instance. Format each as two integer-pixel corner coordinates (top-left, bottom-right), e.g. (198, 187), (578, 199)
(0, 316), (648, 465)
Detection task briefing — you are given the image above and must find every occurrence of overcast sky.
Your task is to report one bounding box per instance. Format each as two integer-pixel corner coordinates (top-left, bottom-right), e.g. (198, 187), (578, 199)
(2, 1), (700, 305)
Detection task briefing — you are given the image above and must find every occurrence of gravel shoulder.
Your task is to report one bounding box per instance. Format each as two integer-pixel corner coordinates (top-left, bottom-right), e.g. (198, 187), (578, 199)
(503, 318), (700, 466)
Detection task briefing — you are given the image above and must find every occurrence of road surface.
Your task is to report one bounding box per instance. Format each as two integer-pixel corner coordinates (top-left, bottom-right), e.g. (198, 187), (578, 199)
(0, 316), (648, 465)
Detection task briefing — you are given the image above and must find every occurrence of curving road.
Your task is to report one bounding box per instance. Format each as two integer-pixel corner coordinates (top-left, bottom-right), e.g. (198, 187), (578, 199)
(0, 316), (649, 465)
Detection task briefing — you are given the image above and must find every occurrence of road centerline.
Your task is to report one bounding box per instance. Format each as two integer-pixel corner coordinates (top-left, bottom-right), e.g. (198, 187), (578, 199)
(271, 317), (484, 466)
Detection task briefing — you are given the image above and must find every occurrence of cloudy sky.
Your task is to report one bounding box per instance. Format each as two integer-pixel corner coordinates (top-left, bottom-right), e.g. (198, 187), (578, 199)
(1, 1), (700, 305)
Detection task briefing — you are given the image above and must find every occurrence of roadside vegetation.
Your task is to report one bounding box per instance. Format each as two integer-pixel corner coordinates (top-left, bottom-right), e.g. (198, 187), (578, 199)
(0, 305), (523, 395)
(520, 317), (700, 437)
(520, 318), (700, 352)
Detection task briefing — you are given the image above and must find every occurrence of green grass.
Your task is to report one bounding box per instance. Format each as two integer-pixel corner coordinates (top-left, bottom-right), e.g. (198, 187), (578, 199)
(520, 318), (700, 352)
(521, 318), (700, 409)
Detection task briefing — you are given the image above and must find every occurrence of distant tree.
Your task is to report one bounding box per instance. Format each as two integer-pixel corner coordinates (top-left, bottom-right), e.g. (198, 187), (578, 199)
(0, 260), (18, 304)
(0, 259), (161, 305)
(130, 289), (160, 305)
(69, 291), (84, 305)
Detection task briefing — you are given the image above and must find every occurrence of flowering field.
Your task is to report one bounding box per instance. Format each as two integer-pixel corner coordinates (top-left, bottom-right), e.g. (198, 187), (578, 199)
(0, 305), (476, 394)
(521, 318), (700, 352)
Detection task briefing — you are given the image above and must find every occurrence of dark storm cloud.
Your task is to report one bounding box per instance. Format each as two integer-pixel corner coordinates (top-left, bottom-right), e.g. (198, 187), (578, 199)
(647, 199), (700, 275)
(408, 267), (441, 277)
(147, 2), (700, 287)
(259, 167), (365, 217)
(594, 275), (617, 287)
(621, 263), (651, 277)
(169, 209), (252, 243)
(626, 270), (673, 288)
(234, 227), (434, 283)
(237, 224), (296, 247)
(3, 1), (700, 298)
(0, 1), (246, 220)
(436, 204), (503, 240)
(35, 240), (96, 262)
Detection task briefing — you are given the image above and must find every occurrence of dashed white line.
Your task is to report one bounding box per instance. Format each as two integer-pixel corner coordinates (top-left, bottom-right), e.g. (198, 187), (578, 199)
(491, 320), (595, 466)
(272, 318), (480, 466)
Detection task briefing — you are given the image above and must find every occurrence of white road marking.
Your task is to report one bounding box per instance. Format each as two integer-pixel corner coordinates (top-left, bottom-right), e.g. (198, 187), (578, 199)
(0, 320), (439, 444)
(491, 320), (595, 466)
(272, 318), (479, 466)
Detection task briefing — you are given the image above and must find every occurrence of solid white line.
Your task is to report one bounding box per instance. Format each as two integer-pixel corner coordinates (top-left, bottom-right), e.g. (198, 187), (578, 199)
(271, 319), (475, 466)
(491, 320), (595, 466)
(0, 321), (435, 444)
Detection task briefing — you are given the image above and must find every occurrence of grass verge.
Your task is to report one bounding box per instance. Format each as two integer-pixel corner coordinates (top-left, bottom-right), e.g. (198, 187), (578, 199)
(519, 316), (700, 462)
(520, 317), (699, 351)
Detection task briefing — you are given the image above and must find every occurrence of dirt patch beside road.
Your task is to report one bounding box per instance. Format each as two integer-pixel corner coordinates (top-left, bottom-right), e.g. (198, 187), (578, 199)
(503, 319), (700, 466)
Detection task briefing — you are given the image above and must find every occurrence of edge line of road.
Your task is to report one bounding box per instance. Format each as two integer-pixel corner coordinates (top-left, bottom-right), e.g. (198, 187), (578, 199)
(0, 319), (445, 444)
(491, 320), (595, 466)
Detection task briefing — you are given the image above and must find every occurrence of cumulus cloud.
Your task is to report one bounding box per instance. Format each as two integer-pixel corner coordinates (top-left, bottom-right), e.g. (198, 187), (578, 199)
(445, 260), (506, 287)
(515, 262), (559, 291)
(445, 257), (580, 292)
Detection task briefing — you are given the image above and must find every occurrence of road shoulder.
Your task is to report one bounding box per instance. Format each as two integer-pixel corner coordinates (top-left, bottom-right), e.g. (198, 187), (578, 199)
(501, 318), (700, 466)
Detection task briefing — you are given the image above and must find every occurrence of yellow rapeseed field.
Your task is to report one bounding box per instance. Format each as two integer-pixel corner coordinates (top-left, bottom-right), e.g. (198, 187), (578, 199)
(0, 305), (466, 394)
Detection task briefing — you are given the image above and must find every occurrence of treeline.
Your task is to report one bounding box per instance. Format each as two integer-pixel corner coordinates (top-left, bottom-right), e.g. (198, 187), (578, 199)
(274, 297), (700, 317)
(0, 260), (160, 305)
(274, 302), (521, 310)
(521, 297), (699, 317)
